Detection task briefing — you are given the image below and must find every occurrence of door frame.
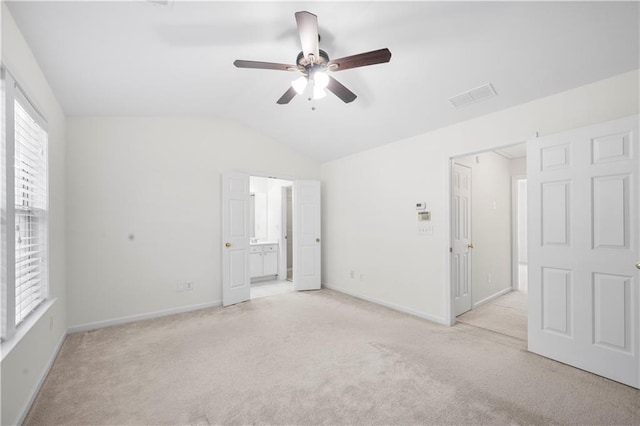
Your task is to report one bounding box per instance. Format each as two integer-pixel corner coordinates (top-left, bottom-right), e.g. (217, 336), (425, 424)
(446, 141), (529, 325)
(278, 185), (291, 281)
(511, 175), (527, 292)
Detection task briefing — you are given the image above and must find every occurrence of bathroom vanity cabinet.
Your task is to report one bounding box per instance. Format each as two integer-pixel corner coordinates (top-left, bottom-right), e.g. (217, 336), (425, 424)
(250, 243), (278, 280)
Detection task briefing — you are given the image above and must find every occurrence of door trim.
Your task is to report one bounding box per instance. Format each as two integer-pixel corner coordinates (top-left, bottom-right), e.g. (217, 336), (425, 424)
(511, 175), (527, 292)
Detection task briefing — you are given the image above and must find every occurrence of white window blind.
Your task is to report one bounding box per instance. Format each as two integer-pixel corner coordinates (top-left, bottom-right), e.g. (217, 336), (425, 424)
(14, 99), (48, 326)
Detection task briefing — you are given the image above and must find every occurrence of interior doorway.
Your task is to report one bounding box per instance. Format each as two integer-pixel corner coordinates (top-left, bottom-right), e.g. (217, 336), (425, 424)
(286, 186), (293, 281)
(249, 176), (293, 299)
(222, 173), (322, 306)
(450, 143), (528, 341)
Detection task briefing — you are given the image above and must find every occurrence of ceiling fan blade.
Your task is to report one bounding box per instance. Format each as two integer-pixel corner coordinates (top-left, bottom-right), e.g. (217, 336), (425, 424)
(277, 86), (298, 105)
(295, 11), (319, 61)
(326, 76), (357, 103)
(328, 48), (392, 72)
(234, 60), (297, 71)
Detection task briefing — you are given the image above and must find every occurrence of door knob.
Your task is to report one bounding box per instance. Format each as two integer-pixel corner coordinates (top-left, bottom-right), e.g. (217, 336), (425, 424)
(636, 262), (640, 270)
(316, 238), (320, 243)
(225, 242), (231, 248)
(467, 243), (474, 249)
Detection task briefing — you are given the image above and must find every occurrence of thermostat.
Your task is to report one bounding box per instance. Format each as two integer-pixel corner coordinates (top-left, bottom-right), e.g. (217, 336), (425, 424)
(416, 202), (427, 210)
(418, 211), (431, 221)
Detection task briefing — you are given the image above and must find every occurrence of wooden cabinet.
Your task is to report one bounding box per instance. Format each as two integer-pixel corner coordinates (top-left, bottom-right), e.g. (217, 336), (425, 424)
(250, 244), (278, 279)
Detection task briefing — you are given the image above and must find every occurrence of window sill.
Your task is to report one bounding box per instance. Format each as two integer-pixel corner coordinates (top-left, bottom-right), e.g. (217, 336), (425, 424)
(1, 298), (57, 362)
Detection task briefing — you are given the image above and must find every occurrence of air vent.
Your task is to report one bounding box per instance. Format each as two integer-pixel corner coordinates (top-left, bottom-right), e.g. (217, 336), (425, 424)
(449, 83), (496, 108)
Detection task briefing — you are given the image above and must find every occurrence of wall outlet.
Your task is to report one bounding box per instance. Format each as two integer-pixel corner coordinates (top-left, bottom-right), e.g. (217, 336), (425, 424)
(350, 270), (355, 279)
(487, 273), (493, 283)
(177, 282), (194, 292)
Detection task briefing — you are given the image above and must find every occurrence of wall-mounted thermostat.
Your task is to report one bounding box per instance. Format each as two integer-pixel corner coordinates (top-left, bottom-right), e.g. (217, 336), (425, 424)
(418, 211), (431, 221)
(416, 202), (427, 210)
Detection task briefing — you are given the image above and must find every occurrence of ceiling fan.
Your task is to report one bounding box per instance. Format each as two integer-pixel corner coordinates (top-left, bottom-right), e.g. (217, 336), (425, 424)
(233, 11), (392, 104)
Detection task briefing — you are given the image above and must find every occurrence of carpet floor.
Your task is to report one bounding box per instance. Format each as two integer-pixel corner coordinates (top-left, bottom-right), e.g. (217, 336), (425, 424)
(25, 289), (639, 425)
(456, 291), (528, 341)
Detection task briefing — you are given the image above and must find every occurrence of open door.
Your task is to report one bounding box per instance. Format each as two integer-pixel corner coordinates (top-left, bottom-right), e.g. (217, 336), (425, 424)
(527, 115), (639, 388)
(222, 172), (251, 306)
(452, 162), (473, 316)
(293, 180), (321, 291)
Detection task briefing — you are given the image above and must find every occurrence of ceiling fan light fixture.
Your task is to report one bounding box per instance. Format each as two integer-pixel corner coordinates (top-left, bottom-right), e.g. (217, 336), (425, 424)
(292, 75), (308, 94)
(313, 71), (329, 90)
(313, 85), (327, 100)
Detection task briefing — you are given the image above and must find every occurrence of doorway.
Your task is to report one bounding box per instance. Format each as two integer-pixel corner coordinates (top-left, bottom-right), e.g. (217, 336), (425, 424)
(249, 176), (293, 299)
(221, 173), (322, 306)
(450, 143), (528, 340)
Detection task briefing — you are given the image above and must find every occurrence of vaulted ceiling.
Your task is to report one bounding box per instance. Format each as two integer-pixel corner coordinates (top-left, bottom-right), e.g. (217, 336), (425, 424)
(6, 1), (639, 162)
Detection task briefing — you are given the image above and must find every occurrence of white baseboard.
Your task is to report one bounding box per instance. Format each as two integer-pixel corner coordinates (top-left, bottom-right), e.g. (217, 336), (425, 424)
(472, 287), (512, 309)
(67, 300), (222, 334)
(16, 329), (66, 426)
(322, 283), (448, 326)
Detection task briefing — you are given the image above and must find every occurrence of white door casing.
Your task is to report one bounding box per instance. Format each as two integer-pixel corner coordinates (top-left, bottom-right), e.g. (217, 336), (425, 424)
(528, 115), (639, 388)
(452, 163), (473, 316)
(293, 180), (321, 291)
(222, 172), (251, 306)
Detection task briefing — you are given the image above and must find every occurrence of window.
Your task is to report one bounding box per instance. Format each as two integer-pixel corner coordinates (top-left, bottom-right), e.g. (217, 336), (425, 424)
(14, 100), (48, 325)
(1, 67), (49, 341)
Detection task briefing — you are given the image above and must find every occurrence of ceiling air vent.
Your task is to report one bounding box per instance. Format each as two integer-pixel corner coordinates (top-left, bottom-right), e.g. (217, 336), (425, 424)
(449, 83), (496, 108)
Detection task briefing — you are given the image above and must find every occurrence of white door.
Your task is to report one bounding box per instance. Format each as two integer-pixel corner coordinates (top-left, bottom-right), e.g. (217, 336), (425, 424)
(452, 163), (473, 316)
(222, 172), (251, 306)
(528, 115), (639, 388)
(293, 180), (321, 291)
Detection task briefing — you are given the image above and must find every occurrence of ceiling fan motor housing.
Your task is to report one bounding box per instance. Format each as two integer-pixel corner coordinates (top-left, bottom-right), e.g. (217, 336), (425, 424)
(296, 49), (330, 73)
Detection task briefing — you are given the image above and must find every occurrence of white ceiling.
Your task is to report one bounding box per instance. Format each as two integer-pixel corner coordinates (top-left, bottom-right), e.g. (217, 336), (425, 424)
(6, 1), (639, 162)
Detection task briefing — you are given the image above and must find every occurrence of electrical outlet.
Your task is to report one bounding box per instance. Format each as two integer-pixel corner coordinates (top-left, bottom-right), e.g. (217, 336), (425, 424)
(177, 282), (193, 292)
(350, 270), (355, 279)
(487, 273), (493, 283)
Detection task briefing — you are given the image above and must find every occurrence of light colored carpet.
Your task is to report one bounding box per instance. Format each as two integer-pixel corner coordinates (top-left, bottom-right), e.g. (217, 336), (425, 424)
(457, 291), (528, 341)
(25, 289), (639, 425)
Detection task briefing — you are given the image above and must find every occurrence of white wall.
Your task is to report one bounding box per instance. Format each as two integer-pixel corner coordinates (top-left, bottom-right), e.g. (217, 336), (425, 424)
(455, 152), (512, 307)
(1, 4), (67, 425)
(321, 69), (639, 324)
(66, 117), (319, 329)
(510, 156), (527, 176)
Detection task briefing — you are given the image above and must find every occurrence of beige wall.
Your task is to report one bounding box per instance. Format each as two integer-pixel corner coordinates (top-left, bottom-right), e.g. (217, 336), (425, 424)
(1, 4), (67, 425)
(65, 117), (320, 329)
(321, 69), (639, 324)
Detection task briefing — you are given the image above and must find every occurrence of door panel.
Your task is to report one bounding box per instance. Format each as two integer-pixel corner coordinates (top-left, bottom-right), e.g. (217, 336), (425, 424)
(528, 115), (639, 388)
(452, 163), (472, 316)
(293, 180), (321, 291)
(222, 172), (250, 306)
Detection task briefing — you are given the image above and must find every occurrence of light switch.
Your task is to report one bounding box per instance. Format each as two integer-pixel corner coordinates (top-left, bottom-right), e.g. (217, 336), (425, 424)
(418, 223), (433, 235)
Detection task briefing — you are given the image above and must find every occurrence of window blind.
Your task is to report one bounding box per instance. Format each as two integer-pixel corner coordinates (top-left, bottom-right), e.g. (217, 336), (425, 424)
(14, 99), (48, 325)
